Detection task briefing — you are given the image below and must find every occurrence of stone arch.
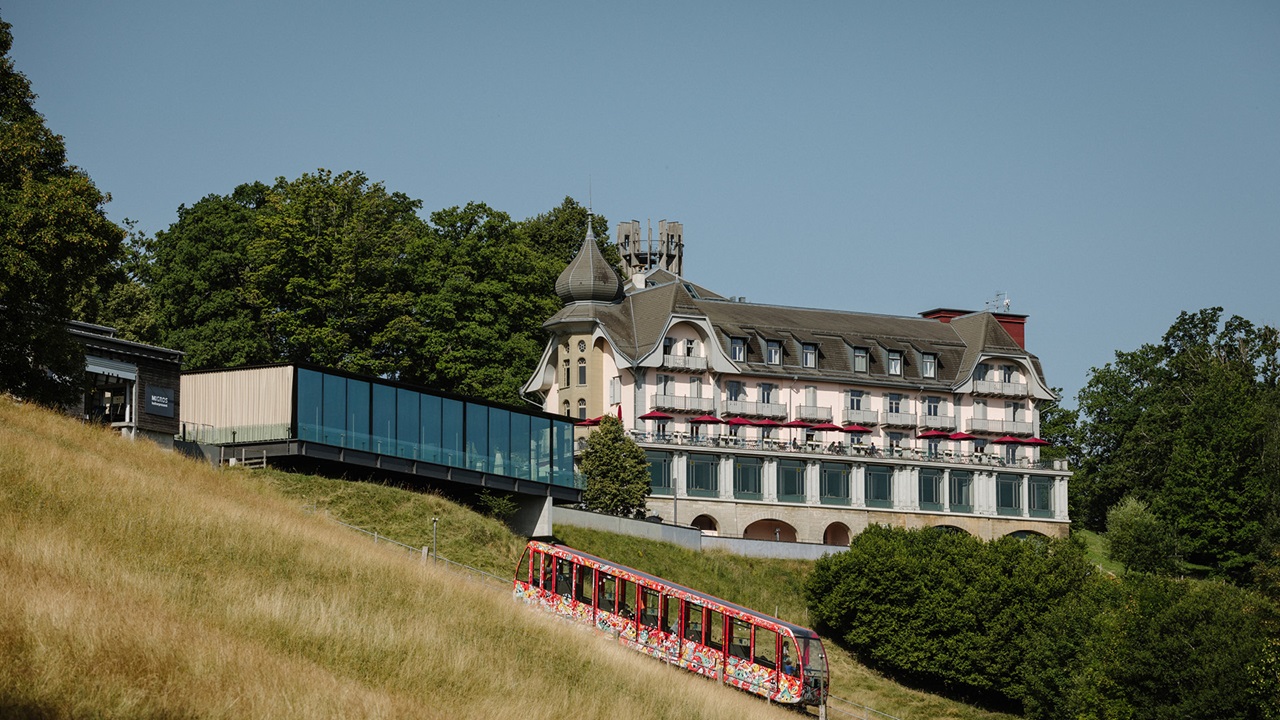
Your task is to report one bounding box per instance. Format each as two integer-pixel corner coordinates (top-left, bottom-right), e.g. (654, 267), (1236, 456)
(929, 524), (972, 536)
(743, 518), (798, 543)
(1007, 529), (1048, 540)
(690, 514), (719, 535)
(822, 522), (851, 547)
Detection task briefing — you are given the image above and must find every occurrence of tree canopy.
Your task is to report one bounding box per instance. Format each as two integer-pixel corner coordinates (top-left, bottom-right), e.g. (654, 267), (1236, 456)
(0, 17), (125, 405)
(579, 416), (651, 517)
(1074, 308), (1280, 581)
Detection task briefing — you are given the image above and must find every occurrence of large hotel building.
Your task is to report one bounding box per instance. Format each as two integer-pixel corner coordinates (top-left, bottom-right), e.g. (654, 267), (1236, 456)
(523, 218), (1070, 543)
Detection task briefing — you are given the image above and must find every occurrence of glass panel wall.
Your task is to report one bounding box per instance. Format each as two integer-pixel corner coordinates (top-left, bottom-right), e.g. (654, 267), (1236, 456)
(733, 457), (762, 500)
(919, 468), (943, 511)
(865, 465), (893, 508)
(688, 453), (718, 497)
(820, 463), (850, 505)
(997, 473), (1022, 516)
(1030, 476), (1053, 518)
(291, 367), (575, 487)
(647, 451), (672, 495)
(777, 459), (805, 503)
(949, 471), (973, 513)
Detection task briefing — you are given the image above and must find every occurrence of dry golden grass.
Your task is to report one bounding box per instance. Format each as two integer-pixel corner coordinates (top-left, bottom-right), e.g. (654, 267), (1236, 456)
(0, 397), (797, 720)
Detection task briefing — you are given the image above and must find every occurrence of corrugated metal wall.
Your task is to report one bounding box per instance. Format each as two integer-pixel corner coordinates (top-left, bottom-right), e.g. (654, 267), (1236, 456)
(180, 366), (294, 436)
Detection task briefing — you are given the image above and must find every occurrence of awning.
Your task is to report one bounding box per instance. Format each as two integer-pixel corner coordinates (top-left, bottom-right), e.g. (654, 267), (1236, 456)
(86, 356), (137, 382)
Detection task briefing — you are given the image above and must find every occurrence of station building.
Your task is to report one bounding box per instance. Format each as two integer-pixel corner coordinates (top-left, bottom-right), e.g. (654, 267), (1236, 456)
(71, 320), (183, 447)
(522, 218), (1071, 542)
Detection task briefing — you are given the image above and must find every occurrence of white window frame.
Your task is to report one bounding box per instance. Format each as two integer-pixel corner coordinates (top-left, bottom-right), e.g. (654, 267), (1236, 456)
(730, 337), (746, 362)
(888, 351), (902, 376)
(853, 347), (868, 373)
(922, 353), (936, 379)
(802, 343), (817, 369)
(848, 390), (863, 410)
(766, 340), (782, 365)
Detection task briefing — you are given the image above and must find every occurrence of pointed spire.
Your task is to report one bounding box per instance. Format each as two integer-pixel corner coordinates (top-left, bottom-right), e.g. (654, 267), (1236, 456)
(555, 206), (622, 303)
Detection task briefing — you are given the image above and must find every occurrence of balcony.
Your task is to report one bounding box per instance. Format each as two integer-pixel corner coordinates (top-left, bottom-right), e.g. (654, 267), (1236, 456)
(661, 354), (707, 372)
(880, 411), (917, 427)
(651, 394), (714, 413)
(795, 405), (832, 422)
(973, 380), (1028, 397)
(967, 418), (1035, 435)
(725, 400), (788, 418)
(842, 408), (878, 426)
(917, 414), (957, 431)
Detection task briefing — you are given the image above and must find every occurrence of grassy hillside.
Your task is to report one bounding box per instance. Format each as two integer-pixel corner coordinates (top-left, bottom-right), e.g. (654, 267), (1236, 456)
(0, 397), (793, 720)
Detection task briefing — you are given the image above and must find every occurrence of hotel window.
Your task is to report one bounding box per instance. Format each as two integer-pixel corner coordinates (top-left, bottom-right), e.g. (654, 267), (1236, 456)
(805, 385), (817, 407)
(689, 378), (701, 398)
(926, 397), (941, 416)
(663, 337), (676, 356)
(657, 374), (674, 395)
(609, 377), (621, 405)
(950, 471), (973, 512)
(730, 337), (746, 361)
(759, 383), (776, 404)
(577, 399), (587, 420)
(802, 343), (817, 368)
(997, 474), (1022, 515)
(888, 351), (902, 376)
(976, 363), (990, 381)
(865, 465), (892, 508)
(1030, 476), (1053, 517)
(563, 400), (571, 417)
(847, 390), (863, 410)
(888, 431), (904, 448)
(853, 347), (869, 373)
(919, 468), (943, 509)
(647, 451), (672, 495)
(922, 353), (937, 379)
(577, 358), (587, 386)
(688, 453), (718, 496)
(766, 340), (782, 365)
(1002, 365), (1015, 383)
(778, 459), (805, 502)
(820, 463), (851, 505)
(733, 457), (762, 500)
(887, 393), (902, 414)
(727, 381), (745, 401)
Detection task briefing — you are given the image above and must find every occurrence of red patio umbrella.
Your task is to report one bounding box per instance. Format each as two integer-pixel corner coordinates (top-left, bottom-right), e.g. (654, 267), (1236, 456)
(725, 417), (755, 426)
(753, 418), (782, 427)
(992, 435), (1023, 444)
(780, 420), (813, 428)
(916, 429), (951, 439)
(638, 410), (673, 420)
(810, 422), (844, 432)
(948, 431), (976, 440)
(574, 416), (601, 427)
(689, 414), (724, 424)
(841, 423), (872, 434)
(1022, 437), (1051, 446)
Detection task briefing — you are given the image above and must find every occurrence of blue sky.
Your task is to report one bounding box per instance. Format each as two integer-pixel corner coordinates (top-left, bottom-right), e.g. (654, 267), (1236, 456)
(7, 1), (1279, 406)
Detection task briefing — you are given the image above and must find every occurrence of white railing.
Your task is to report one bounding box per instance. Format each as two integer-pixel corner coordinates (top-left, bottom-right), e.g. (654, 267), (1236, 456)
(660, 354), (707, 371)
(880, 411), (917, 427)
(651, 394), (714, 413)
(724, 400), (788, 418)
(795, 405), (833, 422)
(967, 418), (1035, 435)
(842, 408), (878, 425)
(917, 414), (957, 430)
(973, 380), (1028, 397)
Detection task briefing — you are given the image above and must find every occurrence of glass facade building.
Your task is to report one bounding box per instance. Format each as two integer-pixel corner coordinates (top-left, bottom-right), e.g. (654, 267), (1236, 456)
(295, 367), (577, 488)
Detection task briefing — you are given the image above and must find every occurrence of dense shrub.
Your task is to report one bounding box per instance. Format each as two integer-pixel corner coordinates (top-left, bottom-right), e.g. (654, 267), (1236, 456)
(806, 525), (1280, 719)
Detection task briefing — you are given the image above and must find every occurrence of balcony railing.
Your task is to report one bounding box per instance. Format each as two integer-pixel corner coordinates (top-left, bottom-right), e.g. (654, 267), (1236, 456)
(918, 414), (957, 430)
(724, 400), (788, 418)
(795, 405), (832, 422)
(842, 408), (878, 426)
(880, 411), (917, 427)
(660, 354), (707, 371)
(967, 418), (1035, 435)
(973, 380), (1028, 397)
(651, 394), (714, 413)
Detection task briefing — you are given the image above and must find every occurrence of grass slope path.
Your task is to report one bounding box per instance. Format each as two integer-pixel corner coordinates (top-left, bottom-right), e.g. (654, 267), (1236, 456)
(0, 397), (793, 720)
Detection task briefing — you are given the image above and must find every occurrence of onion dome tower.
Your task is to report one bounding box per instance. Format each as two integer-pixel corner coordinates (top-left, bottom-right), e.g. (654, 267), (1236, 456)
(555, 213), (623, 303)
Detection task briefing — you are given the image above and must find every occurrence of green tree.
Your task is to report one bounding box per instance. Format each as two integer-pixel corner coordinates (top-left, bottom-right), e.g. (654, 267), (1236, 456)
(148, 182), (272, 368)
(0, 17), (125, 405)
(1106, 495), (1179, 575)
(1036, 387), (1079, 464)
(517, 196), (616, 268)
(1075, 308), (1280, 581)
(579, 416), (651, 516)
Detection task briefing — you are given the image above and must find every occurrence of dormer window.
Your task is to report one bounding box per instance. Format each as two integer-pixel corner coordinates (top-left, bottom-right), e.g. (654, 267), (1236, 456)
(802, 343), (817, 369)
(888, 350), (903, 376)
(922, 353), (937, 379)
(853, 347), (869, 373)
(766, 340), (782, 365)
(685, 339), (695, 356)
(730, 337), (746, 362)
(1002, 365), (1015, 383)
(663, 337), (676, 356)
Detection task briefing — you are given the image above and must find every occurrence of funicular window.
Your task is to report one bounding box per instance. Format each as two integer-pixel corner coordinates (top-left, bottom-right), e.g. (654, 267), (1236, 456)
(620, 579), (637, 620)
(781, 635), (800, 677)
(683, 604), (705, 643)
(639, 587), (660, 628)
(596, 573), (617, 614)
(662, 595), (681, 635)
(707, 609), (725, 651)
(730, 618), (752, 660)
(554, 557), (573, 597)
(532, 552), (546, 588)
(519, 549), (537, 586)
(754, 626), (778, 669)
(575, 564), (594, 605)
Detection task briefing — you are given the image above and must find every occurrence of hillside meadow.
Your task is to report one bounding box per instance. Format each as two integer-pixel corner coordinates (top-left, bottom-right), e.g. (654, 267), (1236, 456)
(0, 397), (795, 719)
